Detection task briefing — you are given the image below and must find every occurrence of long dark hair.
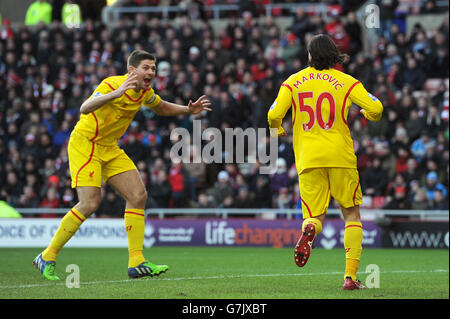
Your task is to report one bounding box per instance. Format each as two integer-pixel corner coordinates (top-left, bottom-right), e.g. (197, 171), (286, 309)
(307, 34), (348, 70)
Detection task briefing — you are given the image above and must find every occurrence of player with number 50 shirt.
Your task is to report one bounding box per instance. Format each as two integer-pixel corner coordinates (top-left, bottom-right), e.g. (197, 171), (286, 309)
(268, 34), (383, 290)
(268, 50), (382, 175)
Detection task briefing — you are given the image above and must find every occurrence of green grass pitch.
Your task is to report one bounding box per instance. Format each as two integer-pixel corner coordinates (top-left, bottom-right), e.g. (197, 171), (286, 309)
(0, 247), (448, 299)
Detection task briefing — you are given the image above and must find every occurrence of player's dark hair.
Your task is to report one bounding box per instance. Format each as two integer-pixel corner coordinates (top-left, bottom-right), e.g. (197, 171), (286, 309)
(127, 50), (156, 69)
(307, 34), (348, 70)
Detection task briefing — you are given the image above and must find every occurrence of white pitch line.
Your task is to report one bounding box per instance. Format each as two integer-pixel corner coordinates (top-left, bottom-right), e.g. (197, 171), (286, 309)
(0, 269), (447, 290)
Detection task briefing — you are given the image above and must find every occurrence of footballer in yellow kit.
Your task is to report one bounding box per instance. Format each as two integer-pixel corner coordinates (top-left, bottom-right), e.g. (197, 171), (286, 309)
(268, 34), (383, 290)
(69, 74), (161, 189)
(33, 50), (212, 281)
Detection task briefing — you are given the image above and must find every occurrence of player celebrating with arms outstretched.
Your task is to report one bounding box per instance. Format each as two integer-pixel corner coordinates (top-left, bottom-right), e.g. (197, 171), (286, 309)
(33, 50), (211, 280)
(268, 34), (383, 290)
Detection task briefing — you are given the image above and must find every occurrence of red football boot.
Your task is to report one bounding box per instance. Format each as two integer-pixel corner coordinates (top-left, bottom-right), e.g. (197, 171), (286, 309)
(343, 277), (367, 290)
(294, 223), (316, 267)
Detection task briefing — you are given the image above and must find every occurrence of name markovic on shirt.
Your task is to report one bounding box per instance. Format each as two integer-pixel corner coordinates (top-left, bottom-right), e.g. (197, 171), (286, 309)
(293, 72), (346, 91)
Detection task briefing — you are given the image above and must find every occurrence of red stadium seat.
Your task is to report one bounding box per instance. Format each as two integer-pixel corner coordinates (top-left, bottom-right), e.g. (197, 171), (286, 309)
(372, 196), (386, 209)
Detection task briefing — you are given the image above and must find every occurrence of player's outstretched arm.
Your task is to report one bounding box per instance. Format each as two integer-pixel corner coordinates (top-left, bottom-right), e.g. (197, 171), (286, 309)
(268, 84), (291, 137)
(80, 73), (138, 114)
(152, 95), (212, 116)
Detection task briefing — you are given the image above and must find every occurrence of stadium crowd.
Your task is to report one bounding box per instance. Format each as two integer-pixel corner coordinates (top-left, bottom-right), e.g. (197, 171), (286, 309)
(0, 0), (448, 217)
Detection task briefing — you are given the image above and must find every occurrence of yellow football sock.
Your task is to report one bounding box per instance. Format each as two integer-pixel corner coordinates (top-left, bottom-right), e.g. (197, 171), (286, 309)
(302, 218), (323, 235)
(42, 208), (86, 262)
(124, 209), (146, 268)
(344, 221), (363, 280)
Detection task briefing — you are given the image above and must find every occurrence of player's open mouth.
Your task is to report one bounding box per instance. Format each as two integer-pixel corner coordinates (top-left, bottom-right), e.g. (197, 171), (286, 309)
(143, 78), (152, 85)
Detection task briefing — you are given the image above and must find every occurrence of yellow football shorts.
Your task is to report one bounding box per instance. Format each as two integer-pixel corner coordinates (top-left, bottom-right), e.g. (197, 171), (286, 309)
(298, 167), (362, 218)
(68, 131), (137, 188)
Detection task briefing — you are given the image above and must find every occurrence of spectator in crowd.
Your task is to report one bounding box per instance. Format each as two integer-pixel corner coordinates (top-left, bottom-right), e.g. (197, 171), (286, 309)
(386, 173), (408, 198)
(280, 32), (301, 70)
(167, 162), (188, 208)
(403, 157), (422, 185)
(1, 18), (15, 40)
(123, 130), (147, 163)
(53, 120), (71, 147)
(0, 196), (22, 218)
(25, 0), (53, 26)
(376, 141), (397, 179)
(39, 186), (60, 217)
(277, 187), (293, 209)
(348, 53), (371, 90)
(22, 133), (39, 159)
(253, 175), (272, 209)
(376, 0), (399, 41)
(212, 170), (234, 207)
(424, 171), (448, 202)
(217, 195), (233, 209)
(425, 105), (445, 138)
(183, 146), (207, 201)
(411, 187), (430, 210)
(429, 47), (449, 78)
(402, 57), (427, 91)
(196, 192), (214, 209)
(362, 157), (389, 196)
(395, 147), (410, 175)
(421, 0), (441, 14)
(150, 169), (172, 208)
(60, 187), (77, 208)
(344, 11), (362, 56)
(411, 132), (435, 163)
(405, 109), (425, 141)
(429, 190), (449, 210)
(38, 132), (57, 162)
(234, 186), (256, 209)
(96, 187), (125, 218)
(4, 171), (22, 207)
(290, 6), (311, 44)
(18, 185), (40, 208)
(270, 158), (289, 194)
(383, 185), (411, 210)
(356, 138), (375, 176)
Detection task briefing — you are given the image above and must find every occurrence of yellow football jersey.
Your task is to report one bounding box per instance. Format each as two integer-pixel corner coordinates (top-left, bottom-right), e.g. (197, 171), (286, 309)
(268, 66), (383, 174)
(73, 74), (161, 146)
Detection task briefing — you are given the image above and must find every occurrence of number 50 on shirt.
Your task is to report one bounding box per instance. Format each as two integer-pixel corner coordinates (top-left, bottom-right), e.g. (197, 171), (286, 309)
(297, 91), (336, 131)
